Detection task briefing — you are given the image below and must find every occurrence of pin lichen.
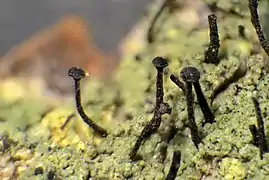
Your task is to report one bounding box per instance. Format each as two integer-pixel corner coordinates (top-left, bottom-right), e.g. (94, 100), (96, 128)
(2, 0), (269, 179)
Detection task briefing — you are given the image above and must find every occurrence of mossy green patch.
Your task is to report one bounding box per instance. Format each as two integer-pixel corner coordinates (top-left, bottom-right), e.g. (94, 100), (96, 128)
(2, 0), (269, 179)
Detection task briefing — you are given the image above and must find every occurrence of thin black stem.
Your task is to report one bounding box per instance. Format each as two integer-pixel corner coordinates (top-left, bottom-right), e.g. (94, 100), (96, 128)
(248, 0), (269, 56)
(193, 82), (215, 126)
(252, 97), (268, 159)
(249, 125), (259, 147)
(170, 74), (185, 94)
(60, 113), (75, 130)
(180, 67), (203, 148)
(129, 135), (144, 160)
(185, 83), (202, 149)
(74, 79), (108, 137)
(40, 107), (55, 120)
(129, 92), (171, 159)
(204, 14), (220, 64)
(156, 69), (164, 107)
(147, 0), (169, 44)
(165, 150), (181, 180)
(129, 57), (171, 160)
(129, 112), (162, 160)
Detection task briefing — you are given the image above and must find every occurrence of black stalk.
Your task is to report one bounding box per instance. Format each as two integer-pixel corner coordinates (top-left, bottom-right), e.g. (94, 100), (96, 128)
(249, 125), (259, 147)
(60, 113), (75, 130)
(68, 67), (108, 137)
(165, 150), (181, 180)
(193, 81), (215, 126)
(204, 14), (220, 64)
(147, 0), (169, 44)
(248, 0), (269, 56)
(170, 74), (185, 94)
(180, 67), (204, 148)
(252, 97), (268, 159)
(129, 57), (171, 160)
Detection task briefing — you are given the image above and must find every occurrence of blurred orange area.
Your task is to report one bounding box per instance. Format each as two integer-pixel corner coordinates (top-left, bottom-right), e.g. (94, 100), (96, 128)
(0, 15), (120, 96)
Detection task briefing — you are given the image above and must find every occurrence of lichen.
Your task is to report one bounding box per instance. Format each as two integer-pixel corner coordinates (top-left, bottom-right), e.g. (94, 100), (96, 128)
(2, 0), (269, 179)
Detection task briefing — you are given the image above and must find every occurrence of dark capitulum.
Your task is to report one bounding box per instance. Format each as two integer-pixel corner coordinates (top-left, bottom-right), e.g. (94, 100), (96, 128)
(180, 67), (202, 149)
(68, 67), (108, 137)
(187, 67), (215, 126)
(251, 97), (268, 159)
(152, 56), (169, 105)
(204, 14), (220, 64)
(165, 150), (181, 180)
(129, 57), (172, 160)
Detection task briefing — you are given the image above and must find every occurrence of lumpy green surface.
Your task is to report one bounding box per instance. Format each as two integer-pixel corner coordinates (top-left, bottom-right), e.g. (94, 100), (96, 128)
(2, 0), (269, 179)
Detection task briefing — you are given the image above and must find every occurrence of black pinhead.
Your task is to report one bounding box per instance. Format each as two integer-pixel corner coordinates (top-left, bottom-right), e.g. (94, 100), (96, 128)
(68, 67), (89, 81)
(180, 67), (200, 83)
(152, 57), (168, 69)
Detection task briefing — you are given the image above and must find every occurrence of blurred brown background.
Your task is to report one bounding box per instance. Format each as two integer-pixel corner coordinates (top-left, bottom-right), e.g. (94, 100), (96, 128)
(0, 0), (151, 96)
(0, 0), (211, 97)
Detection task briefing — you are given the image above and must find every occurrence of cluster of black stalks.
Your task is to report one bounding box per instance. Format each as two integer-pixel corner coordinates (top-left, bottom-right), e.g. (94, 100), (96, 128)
(67, 0), (269, 179)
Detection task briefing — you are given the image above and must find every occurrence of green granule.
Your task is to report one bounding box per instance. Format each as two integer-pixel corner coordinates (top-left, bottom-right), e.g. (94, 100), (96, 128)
(2, 0), (269, 179)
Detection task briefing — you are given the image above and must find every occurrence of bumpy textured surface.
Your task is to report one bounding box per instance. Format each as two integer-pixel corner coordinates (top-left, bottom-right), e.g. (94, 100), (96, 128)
(1, 0), (269, 179)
